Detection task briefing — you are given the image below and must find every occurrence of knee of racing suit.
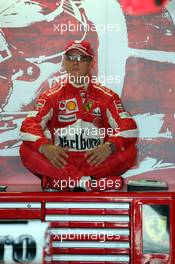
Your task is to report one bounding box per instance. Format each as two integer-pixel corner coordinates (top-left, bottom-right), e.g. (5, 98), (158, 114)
(106, 144), (138, 176)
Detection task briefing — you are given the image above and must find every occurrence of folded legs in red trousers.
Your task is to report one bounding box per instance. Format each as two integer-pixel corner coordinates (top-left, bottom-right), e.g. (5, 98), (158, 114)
(20, 143), (137, 191)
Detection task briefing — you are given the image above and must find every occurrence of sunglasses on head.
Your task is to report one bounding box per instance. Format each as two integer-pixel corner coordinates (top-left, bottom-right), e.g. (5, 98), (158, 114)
(66, 54), (92, 62)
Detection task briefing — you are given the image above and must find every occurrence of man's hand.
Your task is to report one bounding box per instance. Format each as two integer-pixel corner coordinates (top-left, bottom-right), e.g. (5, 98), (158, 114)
(40, 144), (69, 168)
(85, 143), (113, 166)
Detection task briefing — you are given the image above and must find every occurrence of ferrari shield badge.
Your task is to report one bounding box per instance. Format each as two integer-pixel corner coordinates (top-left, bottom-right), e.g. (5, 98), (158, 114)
(85, 101), (93, 112)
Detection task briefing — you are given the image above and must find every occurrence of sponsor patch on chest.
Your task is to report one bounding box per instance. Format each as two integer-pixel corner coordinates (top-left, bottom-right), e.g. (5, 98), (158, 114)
(59, 100), (66, 111)
(58, 114), (77, 122)
(92, 107), (101, 116)
(59, 98), (78, 113)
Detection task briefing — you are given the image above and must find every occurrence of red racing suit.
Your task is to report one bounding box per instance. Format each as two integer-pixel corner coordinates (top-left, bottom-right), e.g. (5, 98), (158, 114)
(19, 81), (138, 190)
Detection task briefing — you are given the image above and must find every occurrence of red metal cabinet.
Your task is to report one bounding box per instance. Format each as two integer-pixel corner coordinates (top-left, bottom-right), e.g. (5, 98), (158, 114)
(0, 192), (174, 263)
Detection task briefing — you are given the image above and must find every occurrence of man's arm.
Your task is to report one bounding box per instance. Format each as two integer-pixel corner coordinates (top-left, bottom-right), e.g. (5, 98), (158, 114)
(20, 94), (53, 151)
(105, 94), (138, 150)
(85, 94), (138, 166)
(19, 94), (69, 168)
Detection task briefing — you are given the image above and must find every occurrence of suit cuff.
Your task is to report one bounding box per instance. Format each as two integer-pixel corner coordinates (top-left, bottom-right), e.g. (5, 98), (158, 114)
(35, 138), (51, 152)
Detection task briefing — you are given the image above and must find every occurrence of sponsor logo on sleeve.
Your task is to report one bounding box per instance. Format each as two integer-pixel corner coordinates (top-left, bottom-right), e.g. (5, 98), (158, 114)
(114, 101), (125, 111)
(27, 111), (38, 117)
(34, 99), (46, 111)
(119, 112), (132, 119)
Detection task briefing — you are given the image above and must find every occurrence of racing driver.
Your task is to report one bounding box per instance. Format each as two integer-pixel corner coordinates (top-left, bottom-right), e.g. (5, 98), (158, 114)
(19, 40), (138, 192)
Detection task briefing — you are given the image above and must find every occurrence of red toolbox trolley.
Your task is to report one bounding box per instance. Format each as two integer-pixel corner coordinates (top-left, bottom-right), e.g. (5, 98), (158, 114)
(0, 191), (174, 264)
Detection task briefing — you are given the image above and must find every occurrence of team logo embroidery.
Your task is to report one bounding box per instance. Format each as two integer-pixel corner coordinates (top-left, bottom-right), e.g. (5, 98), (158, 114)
(59, 100), (66, 111)
(35, 99), (46, 111)
(85, 101), (93, 112)
(66, 100), (77, 111)
(93, 107), (101, 116)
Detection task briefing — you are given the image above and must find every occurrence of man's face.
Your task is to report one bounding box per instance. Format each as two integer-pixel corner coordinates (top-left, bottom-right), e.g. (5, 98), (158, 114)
(63, 49), (94, 84)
